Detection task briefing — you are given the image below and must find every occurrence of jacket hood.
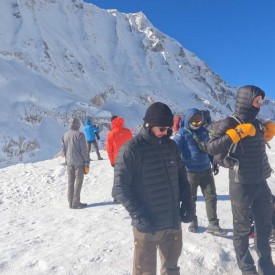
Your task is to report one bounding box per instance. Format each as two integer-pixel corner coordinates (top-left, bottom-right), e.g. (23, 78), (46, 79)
(85, 119), (91, 126)
(70, 118), (81, 130)
(235, 85), (265, 122)
(184, 108), (201, 130)
(111, 117), (124, 129)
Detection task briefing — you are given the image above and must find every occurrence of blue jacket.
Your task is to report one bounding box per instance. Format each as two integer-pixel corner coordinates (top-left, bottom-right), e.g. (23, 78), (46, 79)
(174, 108), (211, 172)
(84, 119), (99, 142)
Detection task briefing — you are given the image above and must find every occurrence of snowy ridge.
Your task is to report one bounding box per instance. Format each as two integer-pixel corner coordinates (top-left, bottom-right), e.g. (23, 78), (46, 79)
(1, 0), (275, 167)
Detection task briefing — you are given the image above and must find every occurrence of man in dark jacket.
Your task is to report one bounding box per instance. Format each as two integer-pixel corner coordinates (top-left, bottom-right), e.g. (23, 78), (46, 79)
(174, 108), (226, 236)
(62, 118), (90, 209)
(207, 85), (275, 275)
(112, 102), (193, 275)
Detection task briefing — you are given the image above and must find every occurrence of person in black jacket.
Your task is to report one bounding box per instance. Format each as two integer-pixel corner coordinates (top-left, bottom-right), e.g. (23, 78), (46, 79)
(112, 102), (193, 275)
(207, 85), (275, 275)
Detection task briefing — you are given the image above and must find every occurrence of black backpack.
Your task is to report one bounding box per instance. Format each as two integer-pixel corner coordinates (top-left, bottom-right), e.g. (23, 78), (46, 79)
(213, 115), (243, 169)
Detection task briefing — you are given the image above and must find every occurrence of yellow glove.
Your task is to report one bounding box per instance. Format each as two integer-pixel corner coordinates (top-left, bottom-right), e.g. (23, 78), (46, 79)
(263, 121), (275, 142)
(226, 123), (256, 143)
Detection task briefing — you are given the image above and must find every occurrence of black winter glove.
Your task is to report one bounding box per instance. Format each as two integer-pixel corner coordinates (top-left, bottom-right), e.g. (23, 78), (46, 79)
(180, 200), (194, 223)
(213, 163), (219, 175)
(132, 216), (155, 233)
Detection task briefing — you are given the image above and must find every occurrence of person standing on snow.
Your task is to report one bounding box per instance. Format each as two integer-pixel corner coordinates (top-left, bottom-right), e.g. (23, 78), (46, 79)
(173, 115), (181, 132)
(112, 102), (193, 275)
(174, 108), (227, 236)
(106, 116), (133, 168)
(207, 85), (275, 275)
(84, 118), (103, 160)
(62, 118), (90, 209)
(107, 115), (133, 204)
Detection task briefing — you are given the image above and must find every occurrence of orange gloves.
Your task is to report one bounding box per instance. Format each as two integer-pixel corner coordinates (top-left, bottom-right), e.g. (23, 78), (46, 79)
(84, 165), (90, 174)
(226, 123), (256, 143)
(262, 121), (275, 142)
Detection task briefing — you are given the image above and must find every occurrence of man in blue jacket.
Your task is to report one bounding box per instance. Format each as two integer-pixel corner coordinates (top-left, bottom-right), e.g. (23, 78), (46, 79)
(174, 108), (226, 236)
(84, 119), (103, 160)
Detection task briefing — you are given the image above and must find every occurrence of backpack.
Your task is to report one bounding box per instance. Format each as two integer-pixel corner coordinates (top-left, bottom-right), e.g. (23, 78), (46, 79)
(201, 110), (212, 126)
(95, 132), (100, 140)
(213, 115), (243, 169)
(173, 116), (182, 132)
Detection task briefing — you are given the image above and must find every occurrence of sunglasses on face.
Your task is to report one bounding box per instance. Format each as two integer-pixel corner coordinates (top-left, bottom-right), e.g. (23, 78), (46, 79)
(159, 127), (171, 132)
(190, 120), (202, 127)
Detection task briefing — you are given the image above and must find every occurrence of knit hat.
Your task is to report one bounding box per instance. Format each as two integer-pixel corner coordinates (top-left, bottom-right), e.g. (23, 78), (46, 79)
(143, 102), (173, 127)
(111, 115), (118, 122)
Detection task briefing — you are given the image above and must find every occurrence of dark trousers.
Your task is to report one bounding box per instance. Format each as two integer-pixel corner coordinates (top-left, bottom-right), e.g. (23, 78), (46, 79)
(87, 140), (101, 159)
(132, 227), (182, 275)
(187, 169), (217, 222)
(67, 165), (84, 207)
(230, 181), (274, 274)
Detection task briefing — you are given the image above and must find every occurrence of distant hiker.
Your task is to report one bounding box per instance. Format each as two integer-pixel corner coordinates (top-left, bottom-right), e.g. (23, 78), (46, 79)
(174, 108), (226, 236)
(106, 116), (133, 168)
(207, 85), (275, 275)
(62, 118), (90, 209)
(173, 115), (181, 132)
(84, 118), (103, 160)
(112, 102), (193, 275)
(107, 116), (132, 204)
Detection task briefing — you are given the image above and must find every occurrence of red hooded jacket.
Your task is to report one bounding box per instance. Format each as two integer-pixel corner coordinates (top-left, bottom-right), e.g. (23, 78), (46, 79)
(106, 117), (133, 165)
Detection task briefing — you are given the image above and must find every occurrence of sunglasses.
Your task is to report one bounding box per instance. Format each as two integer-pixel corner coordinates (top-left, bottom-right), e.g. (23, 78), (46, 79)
(190, 120), (202, 127)
(159, 127), (171, 132)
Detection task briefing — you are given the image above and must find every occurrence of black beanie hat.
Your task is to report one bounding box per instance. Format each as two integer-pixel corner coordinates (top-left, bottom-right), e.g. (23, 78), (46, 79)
(111, 115), (118, 122)
(143, 102), (173, 127)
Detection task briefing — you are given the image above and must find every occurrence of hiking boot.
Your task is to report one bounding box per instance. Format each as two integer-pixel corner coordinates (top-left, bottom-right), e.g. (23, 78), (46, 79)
(72, 202), (88, 209)
(188, 216), (198, 233)
(98, 157), (103, 160)
(206, 221), (227, 236)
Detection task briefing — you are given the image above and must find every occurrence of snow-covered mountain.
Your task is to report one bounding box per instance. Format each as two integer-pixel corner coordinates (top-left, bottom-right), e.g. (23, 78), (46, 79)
(1, 0), (275, 167)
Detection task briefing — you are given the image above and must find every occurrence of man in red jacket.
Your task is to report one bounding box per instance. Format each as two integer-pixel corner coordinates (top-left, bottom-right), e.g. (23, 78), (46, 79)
(106, 116), (133, 167)
(107, 116), (133, 204)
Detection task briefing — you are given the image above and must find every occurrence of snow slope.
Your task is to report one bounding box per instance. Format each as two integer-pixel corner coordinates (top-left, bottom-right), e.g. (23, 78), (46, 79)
(1, 141), (275, 275)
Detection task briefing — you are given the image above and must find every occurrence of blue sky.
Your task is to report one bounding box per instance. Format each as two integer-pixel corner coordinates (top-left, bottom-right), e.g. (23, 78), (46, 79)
(86, 0), (275, 99)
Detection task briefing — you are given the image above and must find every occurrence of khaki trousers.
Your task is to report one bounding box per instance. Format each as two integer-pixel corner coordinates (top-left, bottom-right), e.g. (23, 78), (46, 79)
(67, 165), (84, 207)
(132, 227), (182, 275)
